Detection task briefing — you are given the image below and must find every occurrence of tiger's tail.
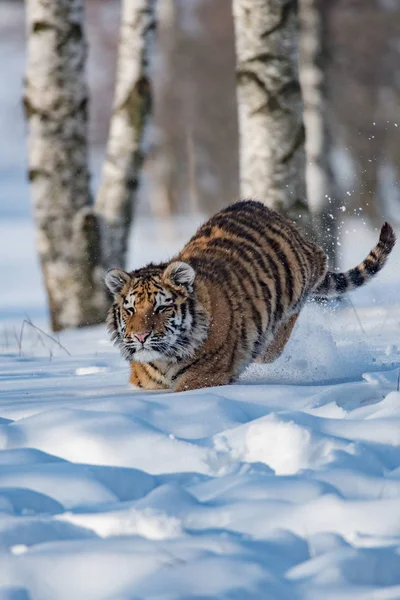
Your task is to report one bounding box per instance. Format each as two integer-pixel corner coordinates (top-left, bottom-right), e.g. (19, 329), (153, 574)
(311, 222), (396, 299)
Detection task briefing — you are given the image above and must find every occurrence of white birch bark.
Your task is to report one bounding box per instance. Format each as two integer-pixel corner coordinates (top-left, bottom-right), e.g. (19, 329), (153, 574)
(95, 0), (156, 271)
(232, 0), (311, 229)
(24, 0), (107, 331)
(299, 0), (338, 266)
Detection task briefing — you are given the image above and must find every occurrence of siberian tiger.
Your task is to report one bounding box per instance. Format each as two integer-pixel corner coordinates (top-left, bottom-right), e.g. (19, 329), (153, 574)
(105, 200), (396, 391)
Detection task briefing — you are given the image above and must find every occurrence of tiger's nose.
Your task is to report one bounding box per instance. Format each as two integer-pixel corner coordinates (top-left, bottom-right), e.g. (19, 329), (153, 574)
(134, 331), (150, 343)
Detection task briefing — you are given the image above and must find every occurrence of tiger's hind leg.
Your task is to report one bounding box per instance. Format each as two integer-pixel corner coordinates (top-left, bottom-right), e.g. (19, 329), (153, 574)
(257, 313), (299, 364)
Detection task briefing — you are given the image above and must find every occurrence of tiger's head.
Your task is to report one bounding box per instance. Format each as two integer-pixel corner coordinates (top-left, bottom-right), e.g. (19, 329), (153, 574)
(105, 261), (209, 363)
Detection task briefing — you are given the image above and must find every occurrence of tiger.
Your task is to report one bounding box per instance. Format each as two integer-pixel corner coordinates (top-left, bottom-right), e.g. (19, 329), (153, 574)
(105, 200), (396, 392)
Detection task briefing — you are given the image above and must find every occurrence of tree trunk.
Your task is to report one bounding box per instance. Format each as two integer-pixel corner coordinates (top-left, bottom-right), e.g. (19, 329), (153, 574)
(299, 0), (339, 267)
(24, 0), (107, 331)
(95, 0), (155, 271)
(232, 0), (312, 233)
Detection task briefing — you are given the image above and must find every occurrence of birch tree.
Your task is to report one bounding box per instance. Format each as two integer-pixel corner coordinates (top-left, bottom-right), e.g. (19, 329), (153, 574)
(299, 0), (338, 267)
(232, 0), (312, 232)
(25, 0), (155, 330)
(96, 0), (155, 271)
(24, 0), (106, 331)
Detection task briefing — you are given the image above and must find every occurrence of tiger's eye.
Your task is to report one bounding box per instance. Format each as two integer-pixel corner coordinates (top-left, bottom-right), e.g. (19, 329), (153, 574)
(123, 303), (135, 315)
(155, 305), (167, 314)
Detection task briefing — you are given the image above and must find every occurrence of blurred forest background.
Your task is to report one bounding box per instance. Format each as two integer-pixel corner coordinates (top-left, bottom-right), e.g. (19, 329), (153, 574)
(3, 0), (400, 219)
(1, 0), (400, 328)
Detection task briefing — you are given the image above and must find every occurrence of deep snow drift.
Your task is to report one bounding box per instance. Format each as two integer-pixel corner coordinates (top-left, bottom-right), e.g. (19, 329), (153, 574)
(1, 214), (400, 599)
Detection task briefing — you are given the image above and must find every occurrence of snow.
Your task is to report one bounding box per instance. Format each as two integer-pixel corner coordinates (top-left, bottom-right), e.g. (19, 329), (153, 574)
(1, 209), (400, 599)
(3, 0), (400, 595)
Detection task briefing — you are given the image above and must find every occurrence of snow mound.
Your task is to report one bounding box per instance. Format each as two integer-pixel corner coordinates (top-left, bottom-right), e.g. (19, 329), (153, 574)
(2, 270), (400, 597)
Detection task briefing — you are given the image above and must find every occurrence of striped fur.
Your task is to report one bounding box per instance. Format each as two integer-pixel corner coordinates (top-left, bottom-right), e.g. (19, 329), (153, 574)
(312, 222), (396, 298)
(105, 200), (396, 391)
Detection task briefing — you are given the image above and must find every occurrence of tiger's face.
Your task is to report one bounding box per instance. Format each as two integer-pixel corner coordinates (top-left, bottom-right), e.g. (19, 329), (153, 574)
(105, 261), (208, 363)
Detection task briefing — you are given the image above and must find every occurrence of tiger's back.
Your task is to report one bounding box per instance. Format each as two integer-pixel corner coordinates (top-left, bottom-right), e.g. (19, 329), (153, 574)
(106, 200), (395, 391)
(181, 200), (327, 320)
(174, 200), (326, 382)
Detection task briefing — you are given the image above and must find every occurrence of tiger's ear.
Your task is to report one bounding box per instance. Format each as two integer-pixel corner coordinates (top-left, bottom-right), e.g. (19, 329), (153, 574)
(163, 261), (195, 291)
(105, 268), (131, 295)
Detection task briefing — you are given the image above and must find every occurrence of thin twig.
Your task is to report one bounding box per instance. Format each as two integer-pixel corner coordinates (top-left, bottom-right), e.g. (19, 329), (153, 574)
(14, 326), (22, 356)
(23, 312), (43, 351)
(22, 319), (71, 356)
(347, 296), (366, 335)
(18, 320), (25, 354)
